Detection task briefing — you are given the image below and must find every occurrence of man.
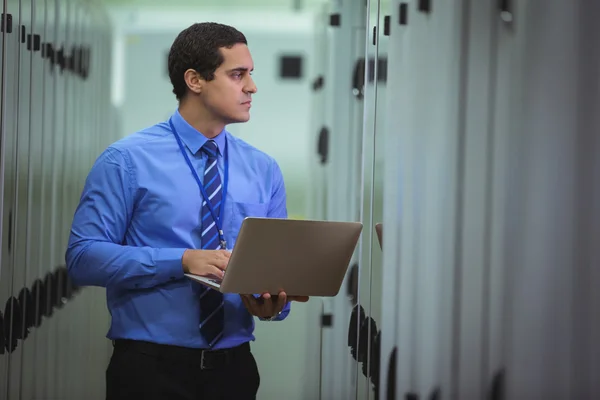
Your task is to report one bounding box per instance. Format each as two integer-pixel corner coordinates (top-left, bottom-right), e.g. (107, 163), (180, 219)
(65, 22), (308, 399)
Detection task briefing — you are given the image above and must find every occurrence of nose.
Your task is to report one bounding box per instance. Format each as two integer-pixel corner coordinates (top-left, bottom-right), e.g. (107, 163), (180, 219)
(244, 76), (257, 94)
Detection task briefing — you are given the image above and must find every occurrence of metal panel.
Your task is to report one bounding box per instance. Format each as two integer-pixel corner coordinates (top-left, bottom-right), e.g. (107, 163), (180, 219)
(428, 3), (467, 400)
(502, 1), (600, 398)
(380, 1), (468, 399)
(409, 2), (465, 399)
(355, 0), (387, 398)
(391, 0), (436, 397)
(0, 0), (20, 396)
(455, 0), (498, 398)
(0, 0), (113, 398)
(319, 0), (367, 399)
(484, 2), (518, 399)
(307, 3), (328, 223)
(377, 0), (408, 397)
(57, 1), (81, 396)
(5, 0), (33, 397)
(19, 0), (46, 397)
(30, 0), (55, 396)
(355, 1), (376, 398)
(379, 2), (600, 399)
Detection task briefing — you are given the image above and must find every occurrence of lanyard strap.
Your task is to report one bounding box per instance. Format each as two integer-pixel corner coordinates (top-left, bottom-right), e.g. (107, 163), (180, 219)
(169, 118), (229, 249)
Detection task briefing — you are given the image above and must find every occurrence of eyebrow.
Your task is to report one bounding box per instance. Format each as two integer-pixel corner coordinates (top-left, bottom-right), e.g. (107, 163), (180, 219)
(227, 67), (253, 73)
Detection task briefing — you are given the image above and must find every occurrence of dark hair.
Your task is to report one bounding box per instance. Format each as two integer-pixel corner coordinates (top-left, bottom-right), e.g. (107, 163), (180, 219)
(168, 22), (248, 101)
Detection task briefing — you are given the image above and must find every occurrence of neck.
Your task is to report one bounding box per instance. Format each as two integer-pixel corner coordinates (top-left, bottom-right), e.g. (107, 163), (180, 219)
(178, 98), (225, 139)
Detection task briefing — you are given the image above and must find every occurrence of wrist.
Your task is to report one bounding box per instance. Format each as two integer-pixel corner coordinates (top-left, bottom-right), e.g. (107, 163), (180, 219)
(181, 249), (191, 273)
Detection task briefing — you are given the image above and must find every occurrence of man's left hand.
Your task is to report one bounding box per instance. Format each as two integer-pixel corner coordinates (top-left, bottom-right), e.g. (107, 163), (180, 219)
(240, 291), (309, 319)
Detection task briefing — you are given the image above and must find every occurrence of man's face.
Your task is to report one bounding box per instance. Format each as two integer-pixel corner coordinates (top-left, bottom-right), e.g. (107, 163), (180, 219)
(200, 44), (257, 124)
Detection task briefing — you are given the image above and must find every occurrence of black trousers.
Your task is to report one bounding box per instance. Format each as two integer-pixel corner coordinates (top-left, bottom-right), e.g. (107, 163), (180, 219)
(106, 339), (260, 400)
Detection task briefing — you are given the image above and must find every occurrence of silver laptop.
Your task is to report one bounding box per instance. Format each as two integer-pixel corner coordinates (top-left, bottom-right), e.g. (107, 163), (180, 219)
(185, 217), (363, 297)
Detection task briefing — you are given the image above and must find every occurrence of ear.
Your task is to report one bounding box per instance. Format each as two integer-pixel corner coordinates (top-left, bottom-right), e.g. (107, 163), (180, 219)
(184, 69), (204, 95)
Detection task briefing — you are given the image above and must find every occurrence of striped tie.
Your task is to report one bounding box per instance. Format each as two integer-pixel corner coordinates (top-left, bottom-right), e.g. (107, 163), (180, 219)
(198, 140), (224, 347)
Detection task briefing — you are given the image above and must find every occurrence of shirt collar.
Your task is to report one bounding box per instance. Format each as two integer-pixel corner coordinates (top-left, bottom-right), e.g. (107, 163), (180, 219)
(170, 108), (227, 155)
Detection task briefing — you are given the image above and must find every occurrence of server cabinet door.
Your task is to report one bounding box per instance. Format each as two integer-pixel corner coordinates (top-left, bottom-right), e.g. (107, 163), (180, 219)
(31, 0), (59, 397)
(42, 0), (68, 397)
(30, 0), (56, 396)
(6, 0), (34, 397)
(483, 1), (520, 399)
(367, 4), (388, 399)
(410, 1), (467, 399)
(377, 1), (404, 399)
(63, 4), (89, 398)
(574, 4), (600, 398)
(454, 0), (501, 398)
(307, 4), (329, 223)
(307, 6), (331, 400)
(388, 0), (421, 396)
(320, 0), (367, 399)
(382, 1), (470, 398)
(390, 0), (438, 397)
(0, 0), (20, 397)
(19, 0), (47, 397)
(502, 1), (600, 398)
(355, 0), (377, 398)
(55, 0), (79, 395)
(356, 0), (388, 398)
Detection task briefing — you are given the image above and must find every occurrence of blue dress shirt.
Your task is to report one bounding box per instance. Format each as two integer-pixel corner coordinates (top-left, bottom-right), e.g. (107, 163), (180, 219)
(65, 109), (291, 350)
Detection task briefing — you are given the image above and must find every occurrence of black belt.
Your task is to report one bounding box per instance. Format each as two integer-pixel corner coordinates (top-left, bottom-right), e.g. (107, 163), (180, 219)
(112, 339), (250, 370)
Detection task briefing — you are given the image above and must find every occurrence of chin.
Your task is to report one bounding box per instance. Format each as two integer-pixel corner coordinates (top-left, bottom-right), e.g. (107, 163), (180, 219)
(226, 113), (251, 124)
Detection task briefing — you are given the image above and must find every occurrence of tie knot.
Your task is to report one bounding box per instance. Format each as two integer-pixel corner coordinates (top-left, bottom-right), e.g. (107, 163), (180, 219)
(201, 140), (218, 157)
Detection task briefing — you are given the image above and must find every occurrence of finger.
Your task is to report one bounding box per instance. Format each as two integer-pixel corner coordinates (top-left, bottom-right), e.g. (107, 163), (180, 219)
(248, 294), (264, 309)
(267, 292), (284, 316)
(241, 294), (256, 303)
(252, 294), (269, 316)
(279, 291), (303, 303)
(240, 294), (254, 311)
(275, 292), (287, 314)
(239, 294), (249, 305)
(251, 296), (268, 316)
(219, 250), (231, 259)
(212, 258), (228, 271)
(206, 265), (225, 279)
(264, 297), (276, 318)
(287, 295), (310, 303)
(212, 251), (230, 266)
(261, 292), (271, 301)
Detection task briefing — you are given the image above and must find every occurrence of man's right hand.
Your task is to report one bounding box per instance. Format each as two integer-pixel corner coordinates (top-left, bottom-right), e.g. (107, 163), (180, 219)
(181, 249), (231, 280)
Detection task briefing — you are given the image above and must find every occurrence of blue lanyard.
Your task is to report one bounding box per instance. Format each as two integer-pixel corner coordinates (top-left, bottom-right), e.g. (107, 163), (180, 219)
(169, 118), (229, 250)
